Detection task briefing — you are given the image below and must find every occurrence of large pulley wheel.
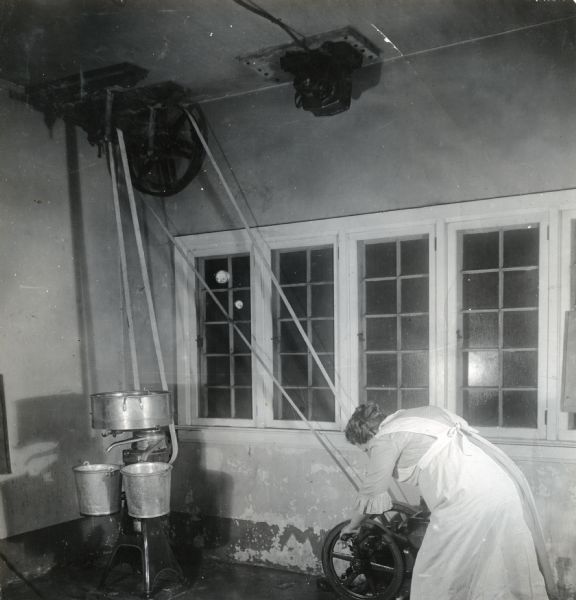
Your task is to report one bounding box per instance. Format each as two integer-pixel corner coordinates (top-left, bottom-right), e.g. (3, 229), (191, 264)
(124, 104), (206, 197)
(321, 519), (404, 600)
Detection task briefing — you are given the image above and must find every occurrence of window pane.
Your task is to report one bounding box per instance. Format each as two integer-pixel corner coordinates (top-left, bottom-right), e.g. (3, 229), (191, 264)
(277, 389), (307, 420)
(401, 353), (428, 387)
(234, 355), (252, 386)
(503, 271), (538, 308)
(232, 255), (250, 287)
(311, 320), (334, 352)
(233, 289), (251, 318)
(366, 280), (397, 315)
(503, 311), (538, 348)
(206, 357), (230, 385)
(503, 228), (539, 268)
(312, 354), (334, 387)
(366, 390), (398, 414)
(311, 248), (333, 282)
(401, 389), (429, 409)
(366, 317), (396, 351)
(311, 389), (335, 421)
(366, 242), (396, 278)
(463, 231), (499, 270)
(401, 238), (428, 275)
(281, 354), (308, 386)
(280, 286), (307, 318)
(462, 313), (498, 348)
(462, 273), (499, 309)
(367, 354), (397, 387)
(280, 321), (307, 353)
(205, 324), (229, 353)
(401, 316), (428, 350)
(274, 246), (335, 422)
(199, 253), (252, 421)
(459, 226), (540, 429)
(502, 351), (537, 387)
(205, 389), (231, 418)
(401, 278), (428, 313)
(205, 291), (228, 321)
(235, 388), (252, 419)
(463, 390), (499, 426)
(503, 391), (537, 427)
(361, 236), (429, 408)
(311, 284), (334, 317)
(233, 323), (251, 353)
(205, 258), (229, 289)
(279, 251), (307, 284)
(463, 350), (499, 387)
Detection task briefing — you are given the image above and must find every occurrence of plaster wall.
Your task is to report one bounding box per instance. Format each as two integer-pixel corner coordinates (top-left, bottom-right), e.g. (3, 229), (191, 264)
(0, 97), (126, 540)
(168, 438), (576, 597)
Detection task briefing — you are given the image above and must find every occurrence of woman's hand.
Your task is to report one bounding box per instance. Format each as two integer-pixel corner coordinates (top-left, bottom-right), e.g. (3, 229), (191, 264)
(340, 512), (366, 539)
(339, 522), (360, 540)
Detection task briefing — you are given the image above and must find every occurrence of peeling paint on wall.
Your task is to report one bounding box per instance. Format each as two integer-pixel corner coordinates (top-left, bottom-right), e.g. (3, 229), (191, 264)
(171, 439), (576, 592)
(233, 531), (319, 572)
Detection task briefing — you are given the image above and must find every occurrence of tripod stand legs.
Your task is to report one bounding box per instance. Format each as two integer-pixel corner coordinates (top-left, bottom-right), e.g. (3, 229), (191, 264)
(100, 514), (185, 597)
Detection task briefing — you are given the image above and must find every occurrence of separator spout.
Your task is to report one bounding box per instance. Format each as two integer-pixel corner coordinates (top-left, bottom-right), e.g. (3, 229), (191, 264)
(105, 436), (137, 453)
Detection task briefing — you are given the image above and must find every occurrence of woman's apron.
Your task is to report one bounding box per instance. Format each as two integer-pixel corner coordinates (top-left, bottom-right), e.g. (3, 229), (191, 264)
(376, 411), (555, 600)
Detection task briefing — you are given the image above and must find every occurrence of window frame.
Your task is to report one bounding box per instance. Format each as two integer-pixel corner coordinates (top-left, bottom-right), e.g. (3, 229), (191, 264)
(196, 253), (253, 421)
(346, 224), (437, 412)
(175, 190), (576, 449)
(557, 208), (576, 442)
(446, 211), (549, 440)
(271, 244), (337, 424)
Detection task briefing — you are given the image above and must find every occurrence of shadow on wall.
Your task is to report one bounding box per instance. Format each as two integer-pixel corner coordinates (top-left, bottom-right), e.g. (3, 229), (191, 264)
(0, 393), (103, 542)
(170, 445), (235, 553)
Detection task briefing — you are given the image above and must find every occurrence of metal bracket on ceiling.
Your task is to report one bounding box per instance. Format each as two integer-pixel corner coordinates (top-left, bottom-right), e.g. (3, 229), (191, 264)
(236, 26), (390, 85)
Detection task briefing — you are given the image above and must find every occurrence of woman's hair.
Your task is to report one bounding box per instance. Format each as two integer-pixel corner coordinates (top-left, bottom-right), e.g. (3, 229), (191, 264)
(344, 403), (388, 445)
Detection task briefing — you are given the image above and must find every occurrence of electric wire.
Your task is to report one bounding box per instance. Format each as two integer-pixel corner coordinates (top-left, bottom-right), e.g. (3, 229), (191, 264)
(108, 141), (140, 389)
(231, 0), (309, 49)
(377, 14), (576, 63)
(116, 128), (168, 392)
(142, 203), (361, 490)
(177, 111), (370, 491)
(140, 108), (410, 501)
(106, 104), (405, 497)
(182, 109), (345, 415)
(114, 128), (179, 464)
(199, 114), (354, 422)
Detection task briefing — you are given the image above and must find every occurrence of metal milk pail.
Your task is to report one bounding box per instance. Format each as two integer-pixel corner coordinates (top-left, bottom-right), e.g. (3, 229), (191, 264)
(73, 463), (122, 516)
(121, 462), (172, 518)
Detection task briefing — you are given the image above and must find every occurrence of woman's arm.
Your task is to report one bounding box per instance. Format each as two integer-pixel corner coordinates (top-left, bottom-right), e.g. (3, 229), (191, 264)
(340, 435), (404, 537)
(355, 435), (402, 507)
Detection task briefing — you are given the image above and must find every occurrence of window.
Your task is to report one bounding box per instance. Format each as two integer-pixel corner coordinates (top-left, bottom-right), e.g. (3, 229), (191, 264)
(359, 237), (430, 413)
(566, 219), (576, 431)
(273, 247), (335, 421)
(458, 227), (539, 428)
(176, 191), (576, 447)
(198, 254), (252, 419)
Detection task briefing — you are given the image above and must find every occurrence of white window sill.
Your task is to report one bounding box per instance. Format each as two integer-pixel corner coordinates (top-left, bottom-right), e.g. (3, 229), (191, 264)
(175, 425), (576, 462)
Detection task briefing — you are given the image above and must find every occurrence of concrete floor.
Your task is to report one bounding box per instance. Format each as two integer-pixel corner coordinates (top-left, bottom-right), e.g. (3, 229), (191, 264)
(3, 557), (335, 600)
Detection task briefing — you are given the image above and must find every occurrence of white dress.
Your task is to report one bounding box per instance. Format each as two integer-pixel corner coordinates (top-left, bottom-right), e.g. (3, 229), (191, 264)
(355, 407), (555, 600)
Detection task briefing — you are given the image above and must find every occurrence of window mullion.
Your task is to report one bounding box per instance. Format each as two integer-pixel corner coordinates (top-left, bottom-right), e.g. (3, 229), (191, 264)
(498, 230), (504, 428)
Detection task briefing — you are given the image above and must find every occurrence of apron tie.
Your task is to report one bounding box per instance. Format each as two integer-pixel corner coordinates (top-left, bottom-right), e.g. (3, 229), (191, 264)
(446, 421), (478, 455)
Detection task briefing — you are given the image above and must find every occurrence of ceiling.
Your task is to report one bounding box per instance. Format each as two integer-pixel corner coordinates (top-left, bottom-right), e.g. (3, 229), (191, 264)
(1, 0), (576, 102)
